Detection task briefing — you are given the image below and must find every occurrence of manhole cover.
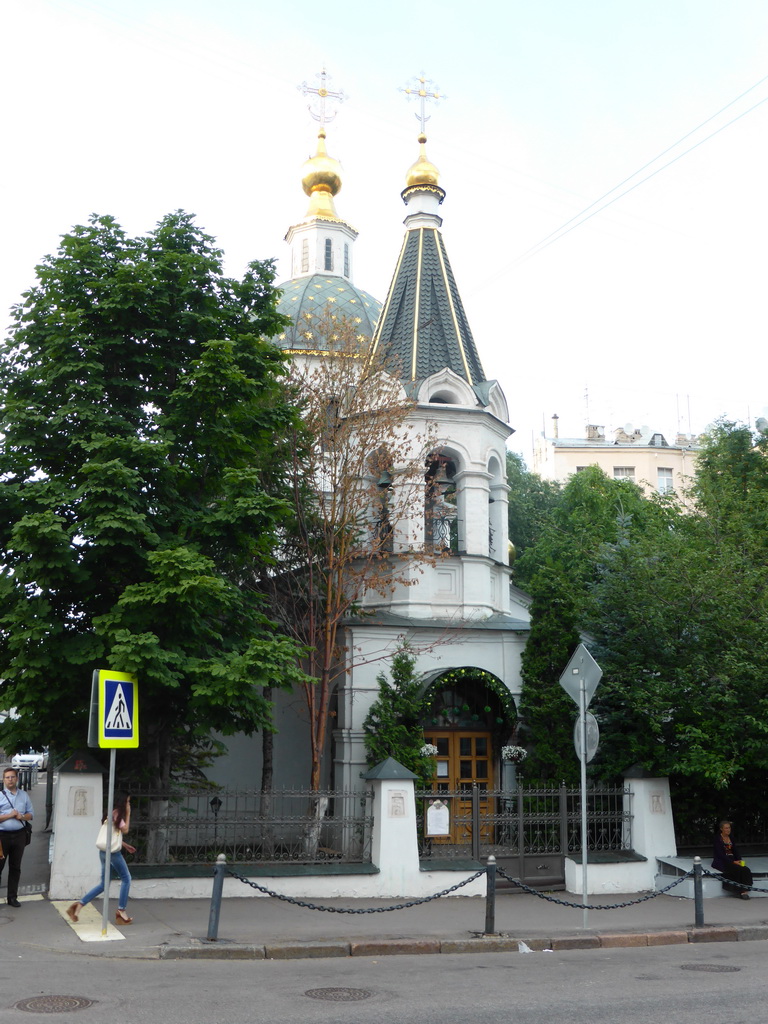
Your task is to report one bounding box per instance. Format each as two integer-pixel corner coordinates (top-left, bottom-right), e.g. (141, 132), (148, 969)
(15, 996), (95, 1013)
(680, 964), (741, 973)
(305, 988), (372, 1002)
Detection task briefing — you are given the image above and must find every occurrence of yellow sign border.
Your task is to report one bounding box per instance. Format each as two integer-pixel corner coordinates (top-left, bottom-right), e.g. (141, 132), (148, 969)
(97, 670), (139, 748)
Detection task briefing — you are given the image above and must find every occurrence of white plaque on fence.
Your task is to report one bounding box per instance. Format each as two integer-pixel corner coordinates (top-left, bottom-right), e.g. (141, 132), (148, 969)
(388, 790), (407, 817)
(426, 799), (450, 837)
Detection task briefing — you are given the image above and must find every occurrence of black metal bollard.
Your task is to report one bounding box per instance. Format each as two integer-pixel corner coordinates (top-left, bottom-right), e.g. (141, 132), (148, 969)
(485, 855), (497, 935)
(693, 856), (704, 928)
(206, 853), (227, 941)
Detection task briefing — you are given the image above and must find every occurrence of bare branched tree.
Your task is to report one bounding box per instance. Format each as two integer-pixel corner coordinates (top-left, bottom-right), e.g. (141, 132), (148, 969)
(264, 306), (443, 793)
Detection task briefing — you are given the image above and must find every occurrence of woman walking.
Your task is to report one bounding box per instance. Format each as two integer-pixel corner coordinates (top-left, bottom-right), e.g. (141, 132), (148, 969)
(67, 791), (135, 924)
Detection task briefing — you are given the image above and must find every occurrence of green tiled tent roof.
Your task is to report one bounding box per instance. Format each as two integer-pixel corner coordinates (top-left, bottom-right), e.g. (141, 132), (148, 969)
(370, 227), (486, 386)
(275, 273), (382, 351)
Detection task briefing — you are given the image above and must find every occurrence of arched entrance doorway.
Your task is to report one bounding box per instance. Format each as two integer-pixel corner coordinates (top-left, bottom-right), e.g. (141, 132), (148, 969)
(420, 668), (516, 844)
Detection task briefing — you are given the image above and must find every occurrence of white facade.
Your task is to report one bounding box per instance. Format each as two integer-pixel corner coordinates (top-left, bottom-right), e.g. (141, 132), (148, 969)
(285, 216), (358, 282)
(207, 124), (531, 796)
(325, 134), (529, 793)
(534, 422), (700, 497)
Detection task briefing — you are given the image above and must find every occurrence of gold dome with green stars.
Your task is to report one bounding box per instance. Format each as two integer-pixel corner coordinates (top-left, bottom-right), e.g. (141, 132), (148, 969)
(275, 274), (382, 352)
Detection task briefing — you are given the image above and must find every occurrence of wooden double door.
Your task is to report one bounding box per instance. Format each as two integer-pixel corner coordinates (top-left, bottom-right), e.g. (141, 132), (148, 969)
(423, 730), (493, 844)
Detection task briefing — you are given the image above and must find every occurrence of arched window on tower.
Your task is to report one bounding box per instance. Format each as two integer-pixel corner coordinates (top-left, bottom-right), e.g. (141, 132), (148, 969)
(369, 448), (394, 555)
(425, 453), (458, 553)
(324, 238), (333, 271)
(301, 238), (309, 273)
(344, 243), (350, 278)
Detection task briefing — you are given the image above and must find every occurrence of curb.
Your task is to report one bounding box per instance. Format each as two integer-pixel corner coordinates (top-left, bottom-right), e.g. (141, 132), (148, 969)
(156, 924), (768, 960)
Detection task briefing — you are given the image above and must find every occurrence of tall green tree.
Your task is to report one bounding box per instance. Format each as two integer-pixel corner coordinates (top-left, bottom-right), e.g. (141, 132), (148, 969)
(588, 421), (768, 791)
(692, 419), (768, 546)
(363, 645), (433, 787)
(505, 451), (561, 573)
(517, 566), (581, 782)
(516, 466), (670, 779)
(588, 515), (768, 785)
(512, 426), (768, 829)
(516, 465), (661, 603)
(0, 212), (309, 784)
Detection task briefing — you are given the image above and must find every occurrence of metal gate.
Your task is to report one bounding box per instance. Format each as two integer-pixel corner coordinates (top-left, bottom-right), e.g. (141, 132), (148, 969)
(416, 782), (631, 888)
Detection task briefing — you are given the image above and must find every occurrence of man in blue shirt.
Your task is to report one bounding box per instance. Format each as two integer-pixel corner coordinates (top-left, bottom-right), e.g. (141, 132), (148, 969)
(0, 768), (35, 907)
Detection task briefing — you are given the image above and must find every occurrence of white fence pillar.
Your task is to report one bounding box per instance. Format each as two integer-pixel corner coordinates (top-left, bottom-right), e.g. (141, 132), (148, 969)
(565, 775), (677, 894)
(365, 757), (421, 892)
(49, 753), (105, 901)
(626, 774), (677, 864)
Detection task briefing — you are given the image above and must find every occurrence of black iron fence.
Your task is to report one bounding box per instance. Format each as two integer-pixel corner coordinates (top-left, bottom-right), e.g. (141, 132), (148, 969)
(126, 787), (374, 866)
(16, 768), (38, 791)
(416, 782), (631, 862)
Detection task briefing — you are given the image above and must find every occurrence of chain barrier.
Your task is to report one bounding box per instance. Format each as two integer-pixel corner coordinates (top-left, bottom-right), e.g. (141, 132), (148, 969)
(494, 864), (693, 910)
(208, 859), (765, 942)
(225, 867), (486, 914)
(701, 868), (768, 894)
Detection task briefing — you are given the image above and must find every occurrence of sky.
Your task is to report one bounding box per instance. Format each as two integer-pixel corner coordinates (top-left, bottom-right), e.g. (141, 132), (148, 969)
(2, 0), (767, 462)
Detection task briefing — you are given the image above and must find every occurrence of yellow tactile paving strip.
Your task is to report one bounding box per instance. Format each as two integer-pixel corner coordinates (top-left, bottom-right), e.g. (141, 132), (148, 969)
(52, 900), (125, 942)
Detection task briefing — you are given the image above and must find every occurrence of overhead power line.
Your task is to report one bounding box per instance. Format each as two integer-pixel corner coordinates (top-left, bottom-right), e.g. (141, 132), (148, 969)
(511, 74), (768, 267)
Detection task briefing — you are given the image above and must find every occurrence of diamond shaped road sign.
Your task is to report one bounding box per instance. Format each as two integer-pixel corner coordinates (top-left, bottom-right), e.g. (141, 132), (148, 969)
(559, 643), (603, 709)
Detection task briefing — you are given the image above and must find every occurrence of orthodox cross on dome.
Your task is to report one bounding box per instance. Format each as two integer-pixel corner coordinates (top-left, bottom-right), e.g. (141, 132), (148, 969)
(400, 72), (445, 134)
(298, 68), (346, 127)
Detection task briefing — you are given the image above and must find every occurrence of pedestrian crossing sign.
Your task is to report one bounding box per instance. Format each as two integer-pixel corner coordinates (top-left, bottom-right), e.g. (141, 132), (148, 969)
(94, 670), (139, 748)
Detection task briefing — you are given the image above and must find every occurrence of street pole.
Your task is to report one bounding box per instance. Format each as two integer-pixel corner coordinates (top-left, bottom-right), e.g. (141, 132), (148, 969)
(101, 747), (116, 937)
(693, 856), (704, 928)
(580, 677), (589, 930)
(207, 854), (227, 941)
(484, 854), (496, 936)
(558, 643), (603, 933)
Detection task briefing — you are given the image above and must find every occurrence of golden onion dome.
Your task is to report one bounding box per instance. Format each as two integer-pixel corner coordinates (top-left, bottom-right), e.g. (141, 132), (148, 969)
(405, 133), (440, 188)
(302, 129), (342, 201)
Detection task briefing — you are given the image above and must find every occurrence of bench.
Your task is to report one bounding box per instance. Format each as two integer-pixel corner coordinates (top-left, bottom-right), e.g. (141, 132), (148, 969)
(655, 855), (768, 898)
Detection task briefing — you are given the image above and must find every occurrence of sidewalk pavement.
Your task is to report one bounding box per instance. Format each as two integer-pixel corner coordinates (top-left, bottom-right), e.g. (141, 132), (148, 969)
(4, 884), (768, 961)
(8, 780), (768, 961)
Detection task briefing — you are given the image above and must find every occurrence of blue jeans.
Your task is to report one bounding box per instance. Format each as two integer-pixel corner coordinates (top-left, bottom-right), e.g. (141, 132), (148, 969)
(80, 850), (131, 911)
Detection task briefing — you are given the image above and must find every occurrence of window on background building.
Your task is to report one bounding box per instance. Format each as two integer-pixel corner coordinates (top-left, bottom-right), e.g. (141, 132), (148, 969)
(301, 239), (309, 273)
(324, 238), (333, 271)
(657, 467), (674, 494)
(613, 466), (635, 482)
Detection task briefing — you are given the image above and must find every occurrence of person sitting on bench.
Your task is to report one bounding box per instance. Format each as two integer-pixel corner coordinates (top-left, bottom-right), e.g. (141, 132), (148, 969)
(712, 820), (753, 899)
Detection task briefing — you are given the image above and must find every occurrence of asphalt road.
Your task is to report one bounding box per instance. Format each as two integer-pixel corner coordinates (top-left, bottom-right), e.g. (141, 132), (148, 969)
(0, 940), (759, 1024)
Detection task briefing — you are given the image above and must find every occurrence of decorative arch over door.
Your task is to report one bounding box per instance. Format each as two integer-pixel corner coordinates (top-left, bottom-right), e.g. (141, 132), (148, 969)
(420, 666), (517, 732)
(419, 667), (518, 844)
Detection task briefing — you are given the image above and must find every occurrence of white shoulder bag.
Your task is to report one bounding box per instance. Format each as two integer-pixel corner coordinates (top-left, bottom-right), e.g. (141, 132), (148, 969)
(95, 819), (122, 853)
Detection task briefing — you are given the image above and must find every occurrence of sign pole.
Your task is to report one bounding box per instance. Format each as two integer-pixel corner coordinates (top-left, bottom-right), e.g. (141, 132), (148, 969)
(580, 678), (589, 930)
(101, 747), (116, 937)
(559, 644), (603, 932)
(89, 668), (138, 940)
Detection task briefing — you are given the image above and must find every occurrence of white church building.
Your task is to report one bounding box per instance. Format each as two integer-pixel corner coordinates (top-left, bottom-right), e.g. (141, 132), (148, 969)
(212, 98), (531, 803)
